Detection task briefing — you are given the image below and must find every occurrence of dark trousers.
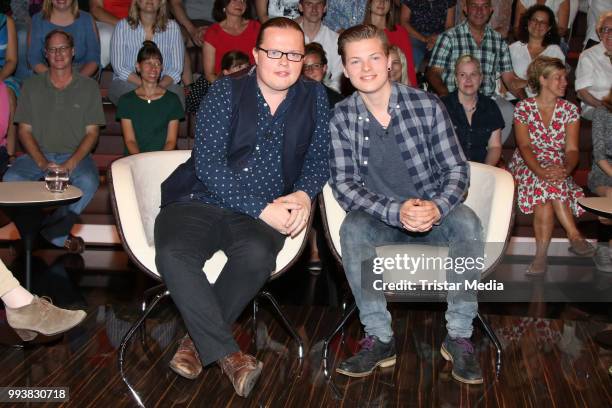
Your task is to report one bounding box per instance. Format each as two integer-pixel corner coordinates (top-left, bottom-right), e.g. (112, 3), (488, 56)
(154, 201), (285, 365)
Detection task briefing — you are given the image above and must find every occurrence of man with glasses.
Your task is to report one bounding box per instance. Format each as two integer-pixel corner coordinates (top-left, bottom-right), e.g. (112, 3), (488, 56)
(296, 0), (343, 91)
(155, 17), (330, 397)
(4, 30), (105, 254)
(427, 0), (525, 143)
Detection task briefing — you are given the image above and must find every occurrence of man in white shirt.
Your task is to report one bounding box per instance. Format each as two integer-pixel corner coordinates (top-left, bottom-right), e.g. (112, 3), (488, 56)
(576, 11), (612, 119)
(295, 0), (343, 91)
(584, 0), (610, 48)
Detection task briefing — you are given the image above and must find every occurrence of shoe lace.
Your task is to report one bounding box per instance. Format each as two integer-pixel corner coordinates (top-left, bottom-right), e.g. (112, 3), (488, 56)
(359, 335), (376, 351)
(454, 338), (475, 355)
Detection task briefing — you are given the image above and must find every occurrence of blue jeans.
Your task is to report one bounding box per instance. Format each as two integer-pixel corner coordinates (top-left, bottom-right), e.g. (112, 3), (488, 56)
(3, 153), (99, 247)
(339, 204), (484, 341)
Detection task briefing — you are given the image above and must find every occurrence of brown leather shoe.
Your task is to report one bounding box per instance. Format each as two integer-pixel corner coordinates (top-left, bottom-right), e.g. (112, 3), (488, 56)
(218, 351), (263, 397)
(169, 334), (202, 379)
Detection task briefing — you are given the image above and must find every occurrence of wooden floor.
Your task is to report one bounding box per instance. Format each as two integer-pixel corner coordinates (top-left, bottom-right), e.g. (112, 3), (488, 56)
(0, 247), (611, 407)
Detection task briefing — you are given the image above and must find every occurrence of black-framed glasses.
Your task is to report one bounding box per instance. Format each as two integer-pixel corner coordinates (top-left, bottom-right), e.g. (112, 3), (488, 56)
(257, 47), (304, 62)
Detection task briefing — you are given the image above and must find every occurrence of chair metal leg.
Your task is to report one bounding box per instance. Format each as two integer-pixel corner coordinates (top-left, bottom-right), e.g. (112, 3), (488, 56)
(252, 297), (259, 350)
(256, 291), (304, 361)
(477, 311), (502, 378)
(139, 284), (166, 346)
(118, 289), (170, 408)
(322, 302), (357, 379)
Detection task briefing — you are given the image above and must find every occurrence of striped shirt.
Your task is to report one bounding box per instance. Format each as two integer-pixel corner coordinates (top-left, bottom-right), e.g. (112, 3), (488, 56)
(329, 82), (469, 227)
(428, 21), (513, 96)
(110, 19), (184, 83)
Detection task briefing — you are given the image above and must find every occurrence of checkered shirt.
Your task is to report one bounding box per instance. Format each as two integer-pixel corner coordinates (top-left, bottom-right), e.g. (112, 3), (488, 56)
(329, 83), (469, 228)
(429, 21), (513, 96)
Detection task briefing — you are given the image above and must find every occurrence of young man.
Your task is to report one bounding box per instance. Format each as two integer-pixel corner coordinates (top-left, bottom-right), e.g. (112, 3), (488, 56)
(155, 17), (330, 397)
(330, 24), (485, 385)
(296, 0), (343, 91)
(4, 30), (105, 253)
(427, 0), (525, 143)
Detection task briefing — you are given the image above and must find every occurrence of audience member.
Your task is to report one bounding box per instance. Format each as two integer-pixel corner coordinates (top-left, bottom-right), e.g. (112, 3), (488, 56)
(220, 50), (250, 75)
(168, 0), (215, 47)
(109, 0), (185, 107)
(10, 0), (33, 80)
(388, 45), (409, 85)
(455, 0), (513, 39)
(302, 43), (343, 108)
(507, 5), (564, 100)
(4, 30), (105, 253)
(508, 56), (594, 276)
(1, 258), (86, 341)
(442, 55), (503, 165)
(427, 0), (524, 143)
(588, 88), (612, 271)
(330, 24), (484, 385)
(514, 0), (570, 38)
(399, 0), (456, 71)
(575, 11), (612, 120)
(202, 0), (259, 82)
(185, 50), (248, 114)
(89, 0), (131, 67)
(255, 0), (300, 23)
(116, 41), (184, 155)
(155, 18), (330, 396)
(0, 82), (13, 175)
(28, 0), (100, 77)
(296, 0), (343, 91)
(323, 0), (368, 32)
(363, 0), (416, 86)
(0, 13), (18, 163)
(584, 0), (609, 49)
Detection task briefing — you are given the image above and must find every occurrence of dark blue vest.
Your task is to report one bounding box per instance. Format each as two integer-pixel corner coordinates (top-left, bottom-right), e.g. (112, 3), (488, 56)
(161, 70), (319, 207)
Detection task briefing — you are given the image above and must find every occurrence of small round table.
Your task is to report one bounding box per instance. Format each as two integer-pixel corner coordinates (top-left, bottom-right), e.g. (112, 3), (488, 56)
(0, 182), (82, 290)
(578, 197), (612, 219)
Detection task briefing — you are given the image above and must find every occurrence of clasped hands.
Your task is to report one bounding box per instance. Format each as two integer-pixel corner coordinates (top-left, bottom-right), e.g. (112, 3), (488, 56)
(400, 198), (441, 232)
(537, 163), (568, 184)
(259, 191), (310, 237)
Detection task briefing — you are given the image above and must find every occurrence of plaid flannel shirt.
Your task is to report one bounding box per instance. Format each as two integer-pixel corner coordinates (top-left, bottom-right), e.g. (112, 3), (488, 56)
(429, 21), (513, 96)
(329, 83), (469, 228)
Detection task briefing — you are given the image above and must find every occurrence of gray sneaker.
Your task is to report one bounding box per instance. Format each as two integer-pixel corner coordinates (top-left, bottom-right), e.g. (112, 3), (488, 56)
(594, 246), (612, 273)
(336, 335), (396, 377)
(440, 335), (483, 385)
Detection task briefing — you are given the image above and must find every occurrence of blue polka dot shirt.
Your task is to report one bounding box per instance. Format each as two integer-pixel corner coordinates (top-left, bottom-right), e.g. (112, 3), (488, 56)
(193, 74), (331, 218)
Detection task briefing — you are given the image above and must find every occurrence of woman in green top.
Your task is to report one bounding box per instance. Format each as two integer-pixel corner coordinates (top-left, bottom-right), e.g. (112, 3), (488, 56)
(116, 41), (184, 155)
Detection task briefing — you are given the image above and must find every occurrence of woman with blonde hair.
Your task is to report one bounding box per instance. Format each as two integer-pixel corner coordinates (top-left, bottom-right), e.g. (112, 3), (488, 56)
(28, 0), (100, 77)
(508, 56), (594, 275)
(388, 45), (409, 85)
(109, 0), (185, 107)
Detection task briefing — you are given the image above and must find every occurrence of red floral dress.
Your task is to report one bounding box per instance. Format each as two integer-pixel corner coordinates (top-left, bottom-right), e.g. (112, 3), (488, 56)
(508, 98), (585, 216)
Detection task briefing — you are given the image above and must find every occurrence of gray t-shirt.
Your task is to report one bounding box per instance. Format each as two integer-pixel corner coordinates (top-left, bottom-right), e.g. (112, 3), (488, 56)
(14, 73), (106, 154)
(184, 0), (215, 22)
(363, 112), (420, 202)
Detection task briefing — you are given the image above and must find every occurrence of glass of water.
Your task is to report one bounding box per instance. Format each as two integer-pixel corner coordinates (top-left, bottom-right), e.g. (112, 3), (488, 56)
(45, 166), (70, 193)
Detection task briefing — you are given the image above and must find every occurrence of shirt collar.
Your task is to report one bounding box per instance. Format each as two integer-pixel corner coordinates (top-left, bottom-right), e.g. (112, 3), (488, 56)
(44, 71), (78, 90)
(354, 81), (403, 121)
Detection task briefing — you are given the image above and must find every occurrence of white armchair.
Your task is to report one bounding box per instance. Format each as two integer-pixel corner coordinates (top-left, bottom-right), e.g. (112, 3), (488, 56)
(109, 151), (312, 407)
(319, 162), (515, 379)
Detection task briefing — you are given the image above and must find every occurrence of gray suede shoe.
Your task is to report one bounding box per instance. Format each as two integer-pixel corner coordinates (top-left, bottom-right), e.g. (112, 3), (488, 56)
(5, 296), (86, 341)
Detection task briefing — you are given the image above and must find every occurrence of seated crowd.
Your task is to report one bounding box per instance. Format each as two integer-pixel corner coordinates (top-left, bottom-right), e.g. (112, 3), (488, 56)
(0, 0), (611, 399)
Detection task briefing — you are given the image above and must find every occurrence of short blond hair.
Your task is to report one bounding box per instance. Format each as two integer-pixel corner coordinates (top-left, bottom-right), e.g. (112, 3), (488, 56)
(527, 56), (565, 95)
(454, 54), (482, 76)
(338, 24), (389, 64)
